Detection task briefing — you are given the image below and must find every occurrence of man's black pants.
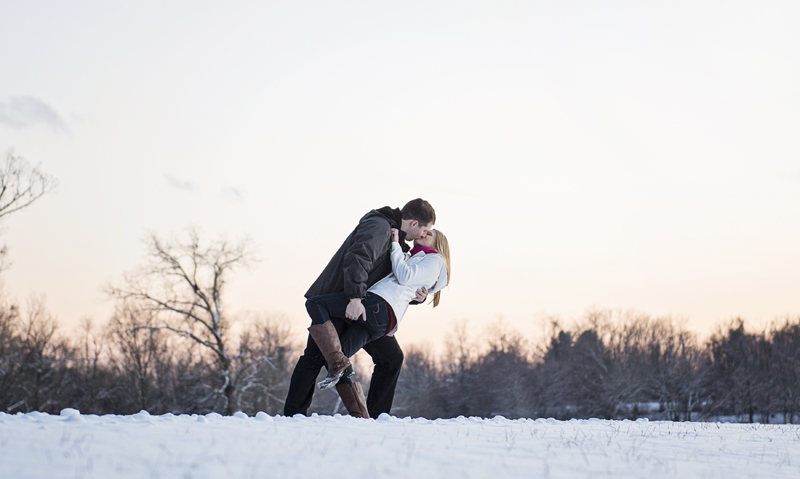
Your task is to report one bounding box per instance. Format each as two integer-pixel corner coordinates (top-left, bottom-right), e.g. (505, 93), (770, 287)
(283, 326), (404, 419)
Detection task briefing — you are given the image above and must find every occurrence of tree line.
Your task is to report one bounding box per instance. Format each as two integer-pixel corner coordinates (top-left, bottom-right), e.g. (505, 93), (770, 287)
(2, 296), (799, 423)
(392, 312), (800, 424)
(0, 294), (297, 416)
(0, 148), (798, 422)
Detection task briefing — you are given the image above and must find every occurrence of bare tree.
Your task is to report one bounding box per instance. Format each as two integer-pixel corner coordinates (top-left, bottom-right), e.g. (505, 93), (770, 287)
(443, 319), (477, 375)
(106, 229), (255, 415)
(0, 149), (56, 219)
(106, 303), (164, 412)
(0, 299), (21, 407)
(21, 296), (58, 411)
(12, 296), (72, 413)
(233, 314), (296, 415)
(394, 343), (438, 417)
(708, 319), (764, 422)
(0, 149), (57, 271)
(769, 317), (800, 423)
(72, 318), (109, 413)
(104, 301), (205, 414)
(473, 319), (533, 418)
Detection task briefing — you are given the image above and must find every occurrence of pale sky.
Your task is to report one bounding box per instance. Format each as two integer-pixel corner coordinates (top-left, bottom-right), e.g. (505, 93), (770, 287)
(1, 1), (799, 350)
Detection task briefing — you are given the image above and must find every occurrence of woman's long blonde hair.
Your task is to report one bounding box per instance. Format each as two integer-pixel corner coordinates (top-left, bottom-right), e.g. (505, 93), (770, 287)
(432, 229), (450, 308)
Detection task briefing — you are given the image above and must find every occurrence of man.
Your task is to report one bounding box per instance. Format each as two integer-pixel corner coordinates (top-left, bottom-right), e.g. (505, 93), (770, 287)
(284, 198), (436, 418)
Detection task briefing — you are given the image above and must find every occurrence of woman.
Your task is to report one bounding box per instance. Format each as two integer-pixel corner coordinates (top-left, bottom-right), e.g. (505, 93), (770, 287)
(304, 229), (451, 416)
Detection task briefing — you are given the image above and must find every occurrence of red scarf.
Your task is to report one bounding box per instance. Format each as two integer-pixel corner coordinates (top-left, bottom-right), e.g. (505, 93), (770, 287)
(409, 245), (438, 256)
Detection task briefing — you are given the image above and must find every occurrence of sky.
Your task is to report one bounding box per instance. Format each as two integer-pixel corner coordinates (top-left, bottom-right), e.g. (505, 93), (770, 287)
(0, 1), (799, 351)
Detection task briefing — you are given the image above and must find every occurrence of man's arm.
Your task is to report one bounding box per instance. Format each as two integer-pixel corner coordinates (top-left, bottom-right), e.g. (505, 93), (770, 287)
(342, 216), (392, 319)
(410, 287), (428, 305)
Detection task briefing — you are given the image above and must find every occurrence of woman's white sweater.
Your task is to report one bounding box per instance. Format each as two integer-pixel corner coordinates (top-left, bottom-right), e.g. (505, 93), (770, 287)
(368, 242), (448, 336)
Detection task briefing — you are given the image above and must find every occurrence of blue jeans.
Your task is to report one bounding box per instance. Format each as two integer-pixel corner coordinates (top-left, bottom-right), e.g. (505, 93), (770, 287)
(305, 292), (391, 357)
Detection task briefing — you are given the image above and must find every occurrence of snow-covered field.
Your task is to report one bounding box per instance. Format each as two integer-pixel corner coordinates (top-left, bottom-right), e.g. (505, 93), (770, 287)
(2, 409), (799, 479)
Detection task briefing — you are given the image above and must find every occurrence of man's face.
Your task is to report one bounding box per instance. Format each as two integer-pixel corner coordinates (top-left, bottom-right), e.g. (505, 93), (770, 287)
(404, 220), (434, 241)
(414, 229), (436, 248)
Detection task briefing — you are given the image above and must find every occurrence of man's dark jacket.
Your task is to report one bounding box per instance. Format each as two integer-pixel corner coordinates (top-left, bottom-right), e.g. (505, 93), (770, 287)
(306, 206), (409, 300)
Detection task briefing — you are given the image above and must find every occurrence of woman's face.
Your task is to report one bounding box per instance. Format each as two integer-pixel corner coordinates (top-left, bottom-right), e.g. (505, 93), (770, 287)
(414, 229), (436, 249)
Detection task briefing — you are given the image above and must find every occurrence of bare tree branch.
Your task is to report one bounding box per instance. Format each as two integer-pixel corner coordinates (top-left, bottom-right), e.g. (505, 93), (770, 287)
(106, 229), (255, 415)
(0, 149), (57, 220)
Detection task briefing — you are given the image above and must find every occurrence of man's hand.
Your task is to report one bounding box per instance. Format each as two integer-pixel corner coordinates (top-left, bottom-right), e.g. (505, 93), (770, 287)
(346, 298), (367, 321)
(414, 287), (428, 303)
(391, 228), (399, 243)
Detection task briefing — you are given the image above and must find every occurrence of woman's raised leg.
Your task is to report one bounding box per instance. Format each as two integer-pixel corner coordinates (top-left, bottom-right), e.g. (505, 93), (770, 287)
(305, 293), (353, 389)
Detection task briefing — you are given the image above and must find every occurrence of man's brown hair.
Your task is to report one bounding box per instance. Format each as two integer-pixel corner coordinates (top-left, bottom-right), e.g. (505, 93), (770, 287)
(401, 198), (436, 226)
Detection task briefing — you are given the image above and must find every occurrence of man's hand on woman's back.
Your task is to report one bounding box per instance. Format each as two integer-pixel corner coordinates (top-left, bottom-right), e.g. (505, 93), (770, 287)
(414, 287), (428, 303)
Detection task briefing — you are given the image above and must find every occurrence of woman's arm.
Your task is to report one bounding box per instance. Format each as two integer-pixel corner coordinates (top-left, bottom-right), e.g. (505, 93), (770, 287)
(390, 242), (442, 286)
(390, 229), (429, 300)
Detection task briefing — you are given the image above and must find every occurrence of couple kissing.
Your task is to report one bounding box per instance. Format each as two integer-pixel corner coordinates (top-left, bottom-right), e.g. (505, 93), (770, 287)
(284, 198), (450, 418)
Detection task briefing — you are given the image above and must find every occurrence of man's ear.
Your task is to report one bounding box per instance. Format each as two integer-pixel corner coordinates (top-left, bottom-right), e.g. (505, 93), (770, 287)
(409, 220), (419, 228)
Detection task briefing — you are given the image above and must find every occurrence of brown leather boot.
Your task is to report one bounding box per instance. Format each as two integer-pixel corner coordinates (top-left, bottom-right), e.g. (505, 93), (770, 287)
(308, 322), (352, 390)
(336, 381), (370, 418)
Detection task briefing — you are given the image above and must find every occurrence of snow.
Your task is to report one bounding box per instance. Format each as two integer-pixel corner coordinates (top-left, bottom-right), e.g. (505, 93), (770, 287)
(1, 410), (799, 478)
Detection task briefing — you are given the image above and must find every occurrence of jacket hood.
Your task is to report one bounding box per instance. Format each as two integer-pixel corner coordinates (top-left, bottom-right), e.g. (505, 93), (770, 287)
(359, 206), (409, 251)
(364, 206), (402, 228)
